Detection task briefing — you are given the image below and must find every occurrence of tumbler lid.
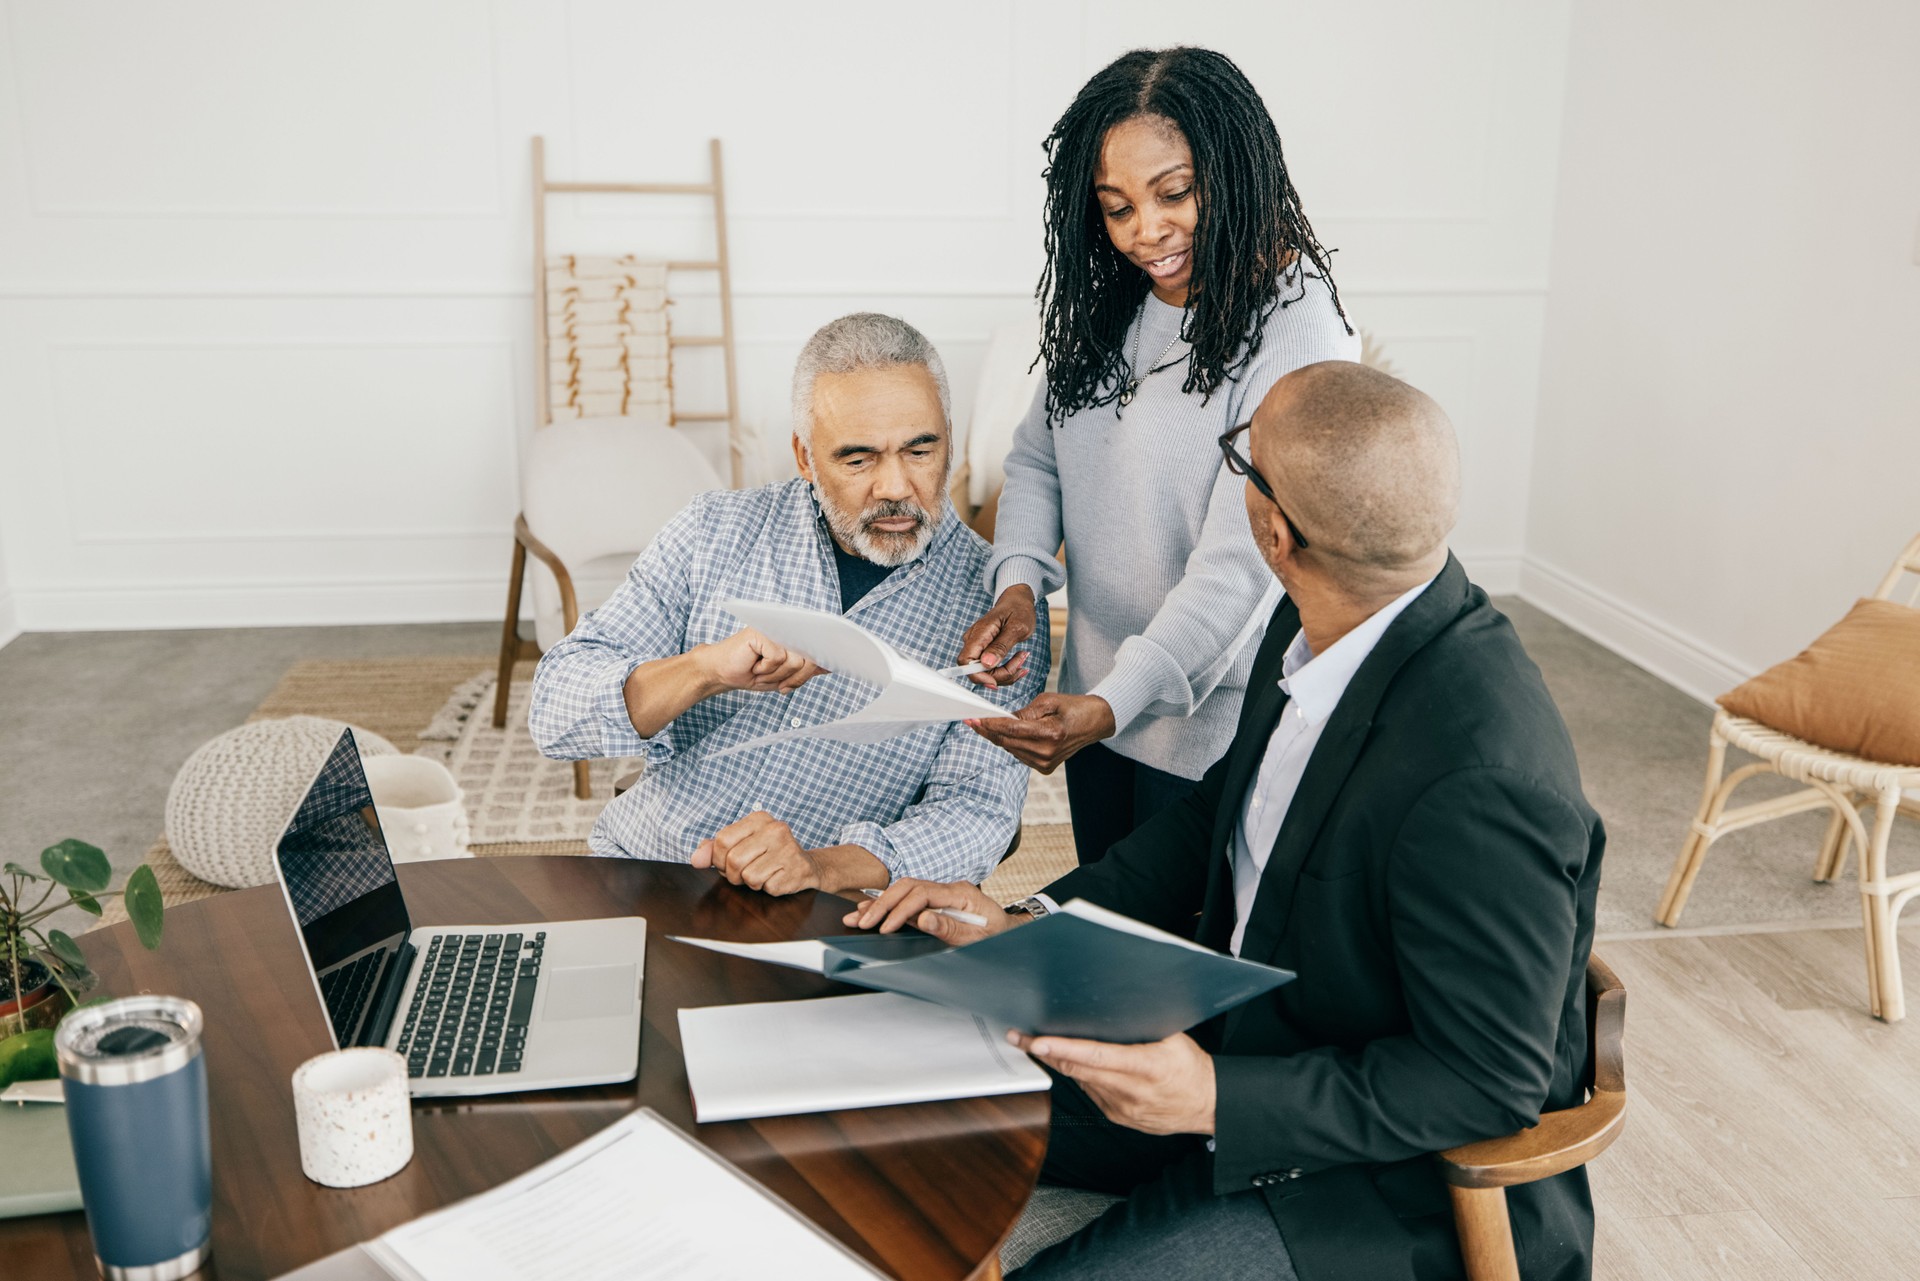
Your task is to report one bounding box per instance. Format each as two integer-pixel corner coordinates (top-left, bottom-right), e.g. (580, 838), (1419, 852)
(56, 995), (203, 1086)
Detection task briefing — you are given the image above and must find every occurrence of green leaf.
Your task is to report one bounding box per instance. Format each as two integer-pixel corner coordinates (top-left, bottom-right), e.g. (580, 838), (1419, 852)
(125, 865), (164, 950)
(66, 888), (103, 916)
(53, 960), (95, 990)
(40, 840), (110, 894)
(3, 862), (37, 880)
(0, 1028), (57, 1089)
(44, 930), (85, 969)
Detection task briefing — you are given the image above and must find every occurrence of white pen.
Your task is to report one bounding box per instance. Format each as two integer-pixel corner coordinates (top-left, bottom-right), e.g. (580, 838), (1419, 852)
(860, 887), (988, 928)
(935, 661), (989, 680)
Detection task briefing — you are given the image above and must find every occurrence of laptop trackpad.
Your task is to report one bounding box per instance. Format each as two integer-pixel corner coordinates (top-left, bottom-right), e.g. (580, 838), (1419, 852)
(542, 964), (637, 1021)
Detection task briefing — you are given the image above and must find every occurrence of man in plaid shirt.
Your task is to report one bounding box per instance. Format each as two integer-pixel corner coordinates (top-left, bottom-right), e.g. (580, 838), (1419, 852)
(530, 313), (1048, 896)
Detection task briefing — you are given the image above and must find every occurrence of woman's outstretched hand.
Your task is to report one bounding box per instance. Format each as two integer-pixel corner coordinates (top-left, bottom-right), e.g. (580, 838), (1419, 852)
(957, 585), (1036, 688)
(968, 693), (1115, 773)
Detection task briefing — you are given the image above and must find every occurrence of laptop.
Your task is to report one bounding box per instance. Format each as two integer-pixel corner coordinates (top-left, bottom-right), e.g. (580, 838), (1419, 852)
(271, 728), (646, 1097)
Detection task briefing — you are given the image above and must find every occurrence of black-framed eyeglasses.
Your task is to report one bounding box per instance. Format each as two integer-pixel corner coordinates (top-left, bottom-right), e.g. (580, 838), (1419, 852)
(1219, 423), (1309, 549)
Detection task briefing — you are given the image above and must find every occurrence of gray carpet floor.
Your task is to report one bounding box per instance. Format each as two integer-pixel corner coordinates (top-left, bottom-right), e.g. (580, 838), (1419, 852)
(1502, 599), (1915, 936)
(0, 603), (1908, 942)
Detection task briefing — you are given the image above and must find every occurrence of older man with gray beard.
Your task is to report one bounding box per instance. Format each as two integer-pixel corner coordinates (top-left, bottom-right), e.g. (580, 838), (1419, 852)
(529, 313), (1049, 896)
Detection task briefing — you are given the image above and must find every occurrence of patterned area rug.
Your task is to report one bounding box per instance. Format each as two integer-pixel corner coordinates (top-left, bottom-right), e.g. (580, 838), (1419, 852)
(96, 657), (1079, 924)
(416, 665), (638, 845)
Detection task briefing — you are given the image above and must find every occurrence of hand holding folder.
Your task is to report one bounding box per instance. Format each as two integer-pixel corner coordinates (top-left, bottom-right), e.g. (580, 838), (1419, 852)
(673, 897), (1294, 1045)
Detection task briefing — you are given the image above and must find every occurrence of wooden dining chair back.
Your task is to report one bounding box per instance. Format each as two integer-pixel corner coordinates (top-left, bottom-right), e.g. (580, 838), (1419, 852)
(1656, 532), (1920, 1020)
(1437, 953), (1627, 1281)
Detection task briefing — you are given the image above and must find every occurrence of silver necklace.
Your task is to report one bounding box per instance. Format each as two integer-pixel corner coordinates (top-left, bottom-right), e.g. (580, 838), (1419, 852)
(1120, 314), (1183, 407)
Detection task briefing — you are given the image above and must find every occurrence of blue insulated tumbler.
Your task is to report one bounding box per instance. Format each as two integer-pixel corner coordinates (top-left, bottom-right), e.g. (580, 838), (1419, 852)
(55, 996), (212, 1281)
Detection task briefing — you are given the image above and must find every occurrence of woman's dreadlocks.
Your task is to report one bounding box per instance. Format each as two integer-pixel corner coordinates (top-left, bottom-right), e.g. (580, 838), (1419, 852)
(1035, 47), (1350, 425)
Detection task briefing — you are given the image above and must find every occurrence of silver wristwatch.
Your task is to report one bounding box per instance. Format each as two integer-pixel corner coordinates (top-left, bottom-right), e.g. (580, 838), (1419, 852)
(1005, 895), (1052, 920)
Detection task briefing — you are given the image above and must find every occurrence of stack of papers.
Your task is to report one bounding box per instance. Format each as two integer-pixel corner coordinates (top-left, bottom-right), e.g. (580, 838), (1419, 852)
(678, 991), (1050, 1122)
(281, 1109), (883, 1280)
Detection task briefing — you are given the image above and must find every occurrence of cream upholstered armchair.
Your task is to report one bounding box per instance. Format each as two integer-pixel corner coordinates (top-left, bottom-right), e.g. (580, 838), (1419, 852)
(494, 418), (724, 799)
(1657, 532), (1920, 1020)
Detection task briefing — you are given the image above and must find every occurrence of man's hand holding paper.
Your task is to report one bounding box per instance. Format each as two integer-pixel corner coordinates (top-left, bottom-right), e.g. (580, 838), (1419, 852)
(706, 600), (1025, 760)
(845, 878), (1220, 1137)
(707, 627), (829, 694)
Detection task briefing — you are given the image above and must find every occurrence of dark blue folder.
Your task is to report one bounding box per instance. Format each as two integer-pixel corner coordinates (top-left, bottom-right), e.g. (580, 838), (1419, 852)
(812, 904), (1294, 1044)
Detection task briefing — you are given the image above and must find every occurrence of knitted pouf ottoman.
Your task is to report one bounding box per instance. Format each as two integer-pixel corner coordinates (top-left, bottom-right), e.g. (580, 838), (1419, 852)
(165, 716), (398, 888)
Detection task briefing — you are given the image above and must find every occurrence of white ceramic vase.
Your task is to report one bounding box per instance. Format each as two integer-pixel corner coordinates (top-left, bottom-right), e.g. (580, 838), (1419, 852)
(361, 756), (472, 863)
(291, 1047), (413, 1188)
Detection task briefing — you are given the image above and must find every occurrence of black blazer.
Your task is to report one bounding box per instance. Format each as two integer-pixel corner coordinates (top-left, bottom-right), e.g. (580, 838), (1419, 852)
(1047, 556), (1604, 1281)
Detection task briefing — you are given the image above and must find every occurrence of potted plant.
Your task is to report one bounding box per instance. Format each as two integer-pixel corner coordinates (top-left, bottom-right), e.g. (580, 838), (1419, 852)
(0, 841), (163, 1087)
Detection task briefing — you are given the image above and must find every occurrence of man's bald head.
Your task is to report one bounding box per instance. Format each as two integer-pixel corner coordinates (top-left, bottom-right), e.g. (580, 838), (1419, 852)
(1247, 361), (1459, 593)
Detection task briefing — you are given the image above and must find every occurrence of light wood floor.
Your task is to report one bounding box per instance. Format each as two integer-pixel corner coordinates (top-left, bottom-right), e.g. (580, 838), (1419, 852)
(1592, 922), (1920, 1279)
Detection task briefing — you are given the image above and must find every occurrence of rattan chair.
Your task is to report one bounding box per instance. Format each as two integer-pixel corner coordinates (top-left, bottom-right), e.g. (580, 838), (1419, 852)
(1656, 532), (1920, 1020)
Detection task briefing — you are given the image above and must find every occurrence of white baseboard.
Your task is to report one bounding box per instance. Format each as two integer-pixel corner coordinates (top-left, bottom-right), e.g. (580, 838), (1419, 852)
(0, 588), (18, 651)
(1456, 550), (1521, 597)
(1516, 556), (1751, 706)
(12, 575), (508, 632)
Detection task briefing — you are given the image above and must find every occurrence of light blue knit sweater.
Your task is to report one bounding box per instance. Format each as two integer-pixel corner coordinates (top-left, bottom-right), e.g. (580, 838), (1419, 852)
(987, 270), (1358, 779)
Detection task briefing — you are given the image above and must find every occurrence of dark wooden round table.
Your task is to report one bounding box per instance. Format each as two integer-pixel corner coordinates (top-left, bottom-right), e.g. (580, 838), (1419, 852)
(0, 857), (1048, 1280)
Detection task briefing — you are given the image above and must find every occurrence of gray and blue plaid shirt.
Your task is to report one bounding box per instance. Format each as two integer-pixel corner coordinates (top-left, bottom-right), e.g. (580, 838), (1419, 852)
(528, 478), (1049, 883)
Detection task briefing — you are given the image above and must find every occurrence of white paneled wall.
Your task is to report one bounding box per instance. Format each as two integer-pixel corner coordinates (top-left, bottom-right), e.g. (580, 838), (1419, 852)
(1525, 0), (1920, 702)
(0, 0), (1571, 630)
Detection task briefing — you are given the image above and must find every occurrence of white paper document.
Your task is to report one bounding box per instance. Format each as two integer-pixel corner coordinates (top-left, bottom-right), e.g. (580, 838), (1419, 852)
(364, 1108), (881, 1280)
(707, 599), (1006, 759)
(1056, 898), (1224, 956)
(668, 935), (830, 972)
(679, 992), (1051, 1123)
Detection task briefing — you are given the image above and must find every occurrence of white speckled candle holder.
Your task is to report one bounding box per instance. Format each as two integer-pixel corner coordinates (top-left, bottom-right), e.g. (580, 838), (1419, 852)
(291, 1047), (413, 1188)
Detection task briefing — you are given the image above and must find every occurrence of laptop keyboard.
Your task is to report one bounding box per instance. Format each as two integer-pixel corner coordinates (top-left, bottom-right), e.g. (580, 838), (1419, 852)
(395, 931), (545, 1079)
(318, 950), (386, 1046)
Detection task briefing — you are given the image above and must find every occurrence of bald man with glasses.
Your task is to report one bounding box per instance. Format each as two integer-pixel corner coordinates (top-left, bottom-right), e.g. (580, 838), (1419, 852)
(853, 361), (1605, 1281)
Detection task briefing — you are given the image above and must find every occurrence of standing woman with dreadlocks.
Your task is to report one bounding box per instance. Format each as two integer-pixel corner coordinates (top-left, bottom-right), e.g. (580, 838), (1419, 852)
(960, 47), (1356, 864)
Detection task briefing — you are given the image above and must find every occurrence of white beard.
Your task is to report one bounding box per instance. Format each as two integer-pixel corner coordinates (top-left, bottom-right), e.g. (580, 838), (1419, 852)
(818, 490), (937, 567)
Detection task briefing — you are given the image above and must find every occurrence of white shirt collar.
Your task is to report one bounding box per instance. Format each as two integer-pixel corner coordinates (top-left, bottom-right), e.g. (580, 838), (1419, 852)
(1277, 575), (1439, 726)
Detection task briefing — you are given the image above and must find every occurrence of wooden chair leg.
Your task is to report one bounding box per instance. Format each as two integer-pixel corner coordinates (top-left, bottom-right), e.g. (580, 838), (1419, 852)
(1657, 731), (1730, 924)
(1862, 791), (1905, 1022)
(494, 538), (528, 730)
(1449, 1185), (1520, 1281)
(572, 759), (592, 802)
(1813, 803), (1851, 882)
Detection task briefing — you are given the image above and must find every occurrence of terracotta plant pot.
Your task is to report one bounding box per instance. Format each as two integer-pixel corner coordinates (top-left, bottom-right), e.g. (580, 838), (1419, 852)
(0, 958), (76, 1037)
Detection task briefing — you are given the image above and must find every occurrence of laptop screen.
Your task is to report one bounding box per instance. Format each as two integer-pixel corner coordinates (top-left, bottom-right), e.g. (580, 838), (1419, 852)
(275, 729), (411, 1038)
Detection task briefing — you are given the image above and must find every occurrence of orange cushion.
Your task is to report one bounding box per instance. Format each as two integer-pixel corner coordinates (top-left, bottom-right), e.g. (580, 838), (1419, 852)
(1717, 597), (1920, 767)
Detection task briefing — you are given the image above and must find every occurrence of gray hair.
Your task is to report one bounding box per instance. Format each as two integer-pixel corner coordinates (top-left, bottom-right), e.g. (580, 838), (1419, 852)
(790, 312), (952, 449)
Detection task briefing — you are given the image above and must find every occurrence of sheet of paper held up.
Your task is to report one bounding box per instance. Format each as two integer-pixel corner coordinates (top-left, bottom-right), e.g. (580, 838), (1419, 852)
(706, 599), (1005, 760)
(367, 1108), (881, 1280)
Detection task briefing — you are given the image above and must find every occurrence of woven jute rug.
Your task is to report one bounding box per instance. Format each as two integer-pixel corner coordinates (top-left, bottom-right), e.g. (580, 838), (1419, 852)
(96, 657), (1078, 925)
(416, 664), (639, 845)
